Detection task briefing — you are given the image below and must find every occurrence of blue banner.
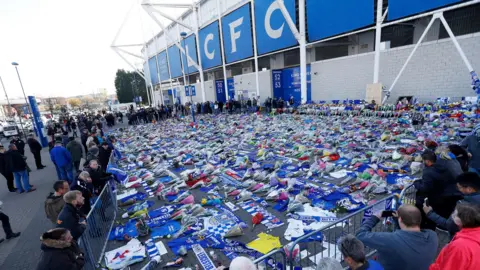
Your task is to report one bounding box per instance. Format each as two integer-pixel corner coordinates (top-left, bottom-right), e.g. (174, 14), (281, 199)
(388, 0), (461, 20)
(28, 96), (48, 147)
(148, 57), (159, 85)
(215, 80), (226, 103)
(191, 85), (196, 96)
(271, 66), (311, 103)
(254, 0), (297, 55)
(181, 34), (199, 74)
(215, 78), (235, 102)
(157, 51), (170, 81)
(227, 78), (235, 100)
(167, 45), (183, 78)
(199, 21), (223, 70)
(221, 4), (254, 63)
(185, 86), (190, 96)
(307, 0), (374, 42)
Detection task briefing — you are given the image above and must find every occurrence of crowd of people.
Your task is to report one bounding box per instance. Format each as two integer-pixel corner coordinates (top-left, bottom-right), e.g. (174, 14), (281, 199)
(38, 111), (117, 269)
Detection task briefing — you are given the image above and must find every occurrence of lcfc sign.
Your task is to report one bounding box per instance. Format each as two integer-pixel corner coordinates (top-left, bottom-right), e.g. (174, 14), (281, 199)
(221, 3), (254, 63)
(199, 21), (222, 70)
(254, 0), (297, 55)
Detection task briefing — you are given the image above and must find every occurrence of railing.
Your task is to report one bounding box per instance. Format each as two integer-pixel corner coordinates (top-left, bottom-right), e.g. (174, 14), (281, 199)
(398, 184), (417, 205)
(78, 182), (117, 270)
(284, 195), (398, 270)
(253, 248), (287, 270)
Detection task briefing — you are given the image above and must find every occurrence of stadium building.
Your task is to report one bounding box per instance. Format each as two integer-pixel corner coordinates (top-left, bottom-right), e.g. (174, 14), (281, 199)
(115, 0), (480, 106)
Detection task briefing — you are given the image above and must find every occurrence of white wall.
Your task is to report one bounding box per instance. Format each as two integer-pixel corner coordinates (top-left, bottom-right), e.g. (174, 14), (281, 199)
(310, 33), (480, 103)
(190, 80), (215, 103)
(233, 70), (272, 102)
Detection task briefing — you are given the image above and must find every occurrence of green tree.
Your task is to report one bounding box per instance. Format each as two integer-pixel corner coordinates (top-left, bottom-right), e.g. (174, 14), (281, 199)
(114, 69), (149, 104)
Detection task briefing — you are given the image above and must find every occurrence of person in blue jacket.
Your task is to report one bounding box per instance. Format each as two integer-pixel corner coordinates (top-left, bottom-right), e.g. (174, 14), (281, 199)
(50, 139), (73, 183)
(356, 205), (438, 270)
(338, 234), (384, 270)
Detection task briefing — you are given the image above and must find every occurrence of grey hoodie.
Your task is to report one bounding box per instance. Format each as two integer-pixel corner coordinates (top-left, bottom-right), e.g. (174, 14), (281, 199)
(357, 216), (438, 270)
(427, 192), (480, 235)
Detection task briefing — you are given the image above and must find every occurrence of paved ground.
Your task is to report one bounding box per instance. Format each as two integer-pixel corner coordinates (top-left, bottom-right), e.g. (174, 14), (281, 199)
(0, 122), (125, 270)
(0, 144), (59, 269)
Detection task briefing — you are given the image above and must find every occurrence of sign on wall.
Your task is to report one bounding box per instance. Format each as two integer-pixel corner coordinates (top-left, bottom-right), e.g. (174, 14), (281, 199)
(167, 45), (183, 78)
(148, 57), (159, 85)
(157, 51), (170, 81)
(215, 78), (235, 102)
(199, 21), (222, 70)
(221, 4), (254, 63)
(185, 85), (190, 96)
(306, 0), (374, 42)
(388, 0), (462, 20)
(254, 0), (297, 55)
(181, 34), (199, 74)
(191, 85), (196, 96)
(272, 65), (311, 103)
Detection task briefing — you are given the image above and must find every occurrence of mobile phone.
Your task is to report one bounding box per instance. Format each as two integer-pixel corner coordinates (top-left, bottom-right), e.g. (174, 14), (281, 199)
(424, 198), (430, 207)
(381, 210), (394, 217)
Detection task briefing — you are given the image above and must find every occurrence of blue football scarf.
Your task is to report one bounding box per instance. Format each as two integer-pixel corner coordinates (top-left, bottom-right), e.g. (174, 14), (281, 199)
(120, 192), (146, 203)
(150, 221), (181, 239)
(126, 201), (155, 213)
(109, 220), (138, 241)
(273, 199), (289, 212)
(192, 244), (216, 270)
(148, 205), (177, 219)
(107, 167), (128, 184)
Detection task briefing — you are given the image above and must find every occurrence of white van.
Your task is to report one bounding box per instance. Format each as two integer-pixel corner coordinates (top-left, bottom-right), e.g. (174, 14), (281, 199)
(2, 124), (18, 137)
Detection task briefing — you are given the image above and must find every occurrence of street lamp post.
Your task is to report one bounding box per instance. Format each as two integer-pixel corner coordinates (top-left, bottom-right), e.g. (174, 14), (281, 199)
(180, 32), (195, 123)
(12, 62), (35, 139)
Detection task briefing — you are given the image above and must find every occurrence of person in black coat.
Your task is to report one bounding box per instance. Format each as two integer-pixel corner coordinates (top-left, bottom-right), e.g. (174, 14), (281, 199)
(10, 136), (25, 156)
(56, 191), (86, 241)
(98, 142), (111, 172)
(80, 129), (89, 155)
(85, 159), (111, 193)
(36, 228), (85, 270)
(449, 144), (469, 172)
(27, 134), (46, 170)
(414, 151), (460, 229)
(71, 171), (93, 216)
(0, 145), (15, 192)
(8, 144), (36, 193)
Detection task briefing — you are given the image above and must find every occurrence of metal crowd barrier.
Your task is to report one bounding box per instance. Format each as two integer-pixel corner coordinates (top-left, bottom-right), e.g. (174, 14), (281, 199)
(398, 184), (417, 205)
(284, 195), (398, 270)
(253, 248), (288, 270)
(79, 181), (118, 270)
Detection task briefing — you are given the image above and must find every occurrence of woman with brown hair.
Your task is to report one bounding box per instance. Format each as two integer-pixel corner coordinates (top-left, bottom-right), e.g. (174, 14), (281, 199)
(36, 228), (85, 270)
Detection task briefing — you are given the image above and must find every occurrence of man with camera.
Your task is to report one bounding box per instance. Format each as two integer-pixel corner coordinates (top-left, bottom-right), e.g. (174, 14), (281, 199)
(356, 205), (438, 270)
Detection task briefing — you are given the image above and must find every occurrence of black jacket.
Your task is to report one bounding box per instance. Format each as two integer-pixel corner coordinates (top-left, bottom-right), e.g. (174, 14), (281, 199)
(71, 174), (93, 216)
(56, 203), (86, 241)
(27, 138), (43, 152)
(7, 150), (27, 172)
(36, 237), (85, 270)
(80, 133), (88, 146)
(10, 139), (25, 153)
(414, 163), (458, 205)
(98, 147), (111, 170)
(0, 152), (11, 175)
(86, 167), (110, 191)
